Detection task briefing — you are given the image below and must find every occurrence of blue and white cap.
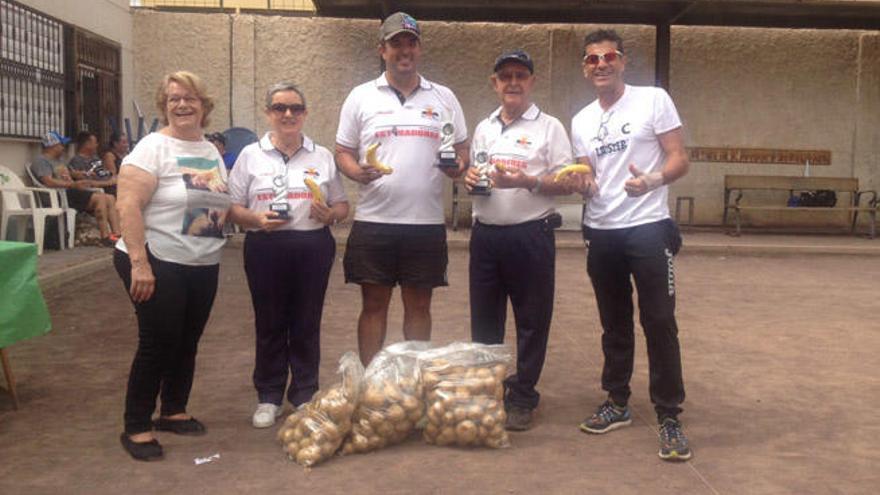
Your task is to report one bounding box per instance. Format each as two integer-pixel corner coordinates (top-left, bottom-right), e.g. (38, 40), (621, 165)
(41, 130), (71, 148)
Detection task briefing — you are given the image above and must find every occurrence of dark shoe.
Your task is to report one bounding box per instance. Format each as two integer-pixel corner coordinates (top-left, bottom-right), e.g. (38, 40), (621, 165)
(658, 418), (692, 461)
(153, 417), (206, 436)
(120, 433), (163, 461)
(504, 405), (533, 431)
(579, 400), (632, 434)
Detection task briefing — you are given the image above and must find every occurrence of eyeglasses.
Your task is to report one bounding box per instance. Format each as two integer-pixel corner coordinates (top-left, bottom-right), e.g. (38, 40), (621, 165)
(269, 103), (306, 115)
(495, 70), (532, 83)
(168, 95), (199, 106)
(583, 50), (623, 66)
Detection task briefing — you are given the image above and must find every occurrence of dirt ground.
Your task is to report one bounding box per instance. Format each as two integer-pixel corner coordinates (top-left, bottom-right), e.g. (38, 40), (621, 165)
(1, 247), (878, 494)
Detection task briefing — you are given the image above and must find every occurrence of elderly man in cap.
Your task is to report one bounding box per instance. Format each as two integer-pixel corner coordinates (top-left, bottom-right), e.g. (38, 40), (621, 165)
(464, 50), (578, 430)
(30, 130), (121, 244)
(335, 12), (469, 366)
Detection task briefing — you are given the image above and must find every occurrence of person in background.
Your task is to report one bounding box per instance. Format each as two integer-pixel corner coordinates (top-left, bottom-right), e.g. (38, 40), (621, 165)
(207, 132), (236, 170)
(30, 130), (121, 245)
(102, 132), (130, 181)
(68, 131), (117, 195)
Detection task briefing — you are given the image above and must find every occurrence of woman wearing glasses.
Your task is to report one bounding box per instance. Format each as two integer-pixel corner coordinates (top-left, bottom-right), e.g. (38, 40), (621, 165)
(227, 82), (349, 428)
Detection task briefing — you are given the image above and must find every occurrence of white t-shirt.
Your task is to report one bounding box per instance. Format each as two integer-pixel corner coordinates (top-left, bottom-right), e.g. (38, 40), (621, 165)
(228, 133), (346, 231)
(571, 85), (682, 230)
(336, 72), (468, 224)
(470, 104), (572, 225)
(116, 132), (231, 265)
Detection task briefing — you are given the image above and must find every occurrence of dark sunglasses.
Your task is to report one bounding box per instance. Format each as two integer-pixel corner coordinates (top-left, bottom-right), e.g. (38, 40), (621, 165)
(583, 50), (623, 66)
(269, 103), (306, 115)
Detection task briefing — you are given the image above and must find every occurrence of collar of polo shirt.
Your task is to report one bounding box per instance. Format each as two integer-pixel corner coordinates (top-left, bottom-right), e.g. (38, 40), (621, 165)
(490, 103), (541, 125)
(259, 132), (316, 153)
(375, 72), (433, 91)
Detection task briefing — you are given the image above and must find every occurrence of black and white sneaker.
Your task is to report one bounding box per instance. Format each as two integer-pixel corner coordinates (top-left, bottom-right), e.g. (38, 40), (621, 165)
(578, 400), (632, 434)
(658, 418), (692, 461)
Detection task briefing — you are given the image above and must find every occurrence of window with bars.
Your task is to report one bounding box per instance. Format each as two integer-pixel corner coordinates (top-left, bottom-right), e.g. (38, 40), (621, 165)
(0, 0), (65, 138)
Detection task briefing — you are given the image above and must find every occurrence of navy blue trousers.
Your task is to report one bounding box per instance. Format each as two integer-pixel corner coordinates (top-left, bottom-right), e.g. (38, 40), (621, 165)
(469, 219), (555, 411)
(585, 218), (685, 421)
(243, 228), (335, 407)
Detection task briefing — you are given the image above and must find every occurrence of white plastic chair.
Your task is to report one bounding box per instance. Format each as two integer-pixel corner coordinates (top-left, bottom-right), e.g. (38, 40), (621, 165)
(0, 165), (66, 254)
(25, 162), (76, 249)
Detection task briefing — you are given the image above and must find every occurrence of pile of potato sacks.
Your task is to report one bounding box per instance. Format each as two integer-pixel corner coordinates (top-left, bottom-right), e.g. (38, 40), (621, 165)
(277, 343), (511, 468)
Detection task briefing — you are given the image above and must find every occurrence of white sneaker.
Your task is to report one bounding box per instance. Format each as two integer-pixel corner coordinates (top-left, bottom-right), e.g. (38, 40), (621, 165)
(252, 403), (282, 428)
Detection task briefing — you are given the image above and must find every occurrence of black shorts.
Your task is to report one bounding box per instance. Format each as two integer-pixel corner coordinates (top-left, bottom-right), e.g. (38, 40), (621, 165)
(66, 189), (95, 212)
(343, 221), (448, 288)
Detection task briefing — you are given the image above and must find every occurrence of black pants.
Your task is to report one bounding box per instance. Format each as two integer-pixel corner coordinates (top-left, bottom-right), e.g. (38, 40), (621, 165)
(470, 219), (555, 411)
(243, 228), (335, 407)
(585, 218), (685, 421)
(114, 248), (219, 435)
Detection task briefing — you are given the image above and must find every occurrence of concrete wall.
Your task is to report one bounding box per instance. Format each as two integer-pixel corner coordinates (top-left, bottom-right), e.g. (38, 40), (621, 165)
(0, 0), (135, 178)
(129, 11), (880, 227)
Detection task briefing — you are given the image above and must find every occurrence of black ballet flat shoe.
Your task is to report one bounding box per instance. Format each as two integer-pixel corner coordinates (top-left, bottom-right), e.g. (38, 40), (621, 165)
(120, 433), (163, 461)
(153, 417), (206, 436)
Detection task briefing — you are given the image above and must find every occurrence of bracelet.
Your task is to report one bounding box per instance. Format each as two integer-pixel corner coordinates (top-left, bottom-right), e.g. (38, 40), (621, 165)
(530, 175), (543, 194)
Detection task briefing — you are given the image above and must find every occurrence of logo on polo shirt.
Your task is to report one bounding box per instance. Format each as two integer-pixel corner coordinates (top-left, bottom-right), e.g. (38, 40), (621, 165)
(515, 136), (532, 149)
(304, 167), (320, 177)
(421, 106), (440, 120)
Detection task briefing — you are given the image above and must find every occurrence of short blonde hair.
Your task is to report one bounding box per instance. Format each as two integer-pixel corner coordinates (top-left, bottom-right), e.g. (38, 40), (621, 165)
(155, 70), (214, 128)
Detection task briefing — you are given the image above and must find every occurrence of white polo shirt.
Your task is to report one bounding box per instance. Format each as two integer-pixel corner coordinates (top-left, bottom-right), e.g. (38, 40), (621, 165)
(336, 72), (467, 224)
(571, 84), (682, 230)
(228, 133), (347, 231)
(470, 104), (572, 226)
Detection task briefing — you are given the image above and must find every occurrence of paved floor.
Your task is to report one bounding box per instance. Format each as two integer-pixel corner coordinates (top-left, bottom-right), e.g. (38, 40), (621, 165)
(2, 229), (879, 494)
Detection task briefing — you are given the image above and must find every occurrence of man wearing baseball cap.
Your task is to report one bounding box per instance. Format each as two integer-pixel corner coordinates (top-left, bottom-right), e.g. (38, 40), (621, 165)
(30, 130), (121, 245)
(335, 12), (469, 366)
(464, 49), (578, 430)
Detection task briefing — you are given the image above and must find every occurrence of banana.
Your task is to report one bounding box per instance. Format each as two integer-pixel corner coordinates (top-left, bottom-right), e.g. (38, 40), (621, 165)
(554, 164), (593, 182)
(303, 177), (324, 204)
(365, 143), (393, 175)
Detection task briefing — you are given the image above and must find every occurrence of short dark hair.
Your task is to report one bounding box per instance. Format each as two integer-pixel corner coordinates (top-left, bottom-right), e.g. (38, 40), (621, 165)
(109, 132), (126, 147)
(583, 29), (625, 54)
(205, 132), (226, 146)
(74, 131), (96, 151)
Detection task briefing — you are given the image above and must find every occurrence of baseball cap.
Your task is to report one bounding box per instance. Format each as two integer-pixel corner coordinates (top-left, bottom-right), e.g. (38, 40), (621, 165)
(41, 130), (71, 148)
(380, 12), (420, 41)
(493, 50), (534, 74)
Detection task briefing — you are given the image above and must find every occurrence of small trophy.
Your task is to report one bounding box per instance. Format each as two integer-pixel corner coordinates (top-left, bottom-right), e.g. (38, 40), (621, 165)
(469, 150), (491, 196)
(269, 165), (290, 219)
(437, 119), (457, 169)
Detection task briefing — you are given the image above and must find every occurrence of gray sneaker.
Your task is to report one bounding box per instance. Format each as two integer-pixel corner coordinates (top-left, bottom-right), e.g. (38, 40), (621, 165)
(579, 400), (632, 434)
(658, 418), (692, 461)
(504, 405), (533, 431)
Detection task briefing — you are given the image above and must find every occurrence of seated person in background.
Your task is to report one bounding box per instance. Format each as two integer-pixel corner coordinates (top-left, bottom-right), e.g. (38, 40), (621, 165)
(206, 132), (236, 170)
(101, 132), (129, 180)
(31, 130), (122, 245)
(68, 131), (117, 195)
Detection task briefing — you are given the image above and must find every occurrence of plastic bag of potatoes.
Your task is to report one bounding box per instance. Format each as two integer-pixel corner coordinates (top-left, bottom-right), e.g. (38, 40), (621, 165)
(342, 341), (431, 455)
(418, 343), (512, 449)
(277, 351), (364, 467)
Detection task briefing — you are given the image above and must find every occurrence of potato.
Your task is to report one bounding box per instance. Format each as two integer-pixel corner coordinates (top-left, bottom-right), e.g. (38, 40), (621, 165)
(319, 441), (337, 457)
(368, 410), (385, 427)
(295, 445), (323, 466)
(375, 421), (394, 438)
(281, 428), (297, 444)
(383, 382), (403, 402)
(394, 419), (413, 433)
(436, 427), (456, 446)
(323, 422), (340, 441)
(426, 405), (441, 425)
(453, 406), (468, 423)
(366, 435), (383, 450)
(341, 441), (355, 456)
(490, 423), (506, 439)
(386, 404), (406, 423)
(478, 425), (490, 441)
(466, 404), (483, 421)
(455, 420), (478, 445)
(481, 413), (497, 429)
(492, 363), (507, 382)
(401, 395), (420, 412)
(352, 434), (370, 452)
(424, 422), (439, 438)
(454, 386), (471, 398)
(362, 387), (386, 409)
(423, 371), (440, 387)
(407, 408), (423, 423)
(285, 441), (299, 455)
(485, 435), (507, 449)
(442, 411), (456, 425)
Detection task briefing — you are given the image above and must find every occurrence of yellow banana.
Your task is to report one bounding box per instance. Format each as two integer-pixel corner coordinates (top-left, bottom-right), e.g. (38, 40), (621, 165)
(554, 164), (593, 182)
(303, 177), (324, 204)
(365, 143), (393, 175)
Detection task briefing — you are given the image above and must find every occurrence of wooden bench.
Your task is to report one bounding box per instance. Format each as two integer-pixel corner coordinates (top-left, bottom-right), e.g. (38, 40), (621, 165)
(451, 180), (585, 231)
(723, 175), (878, 238)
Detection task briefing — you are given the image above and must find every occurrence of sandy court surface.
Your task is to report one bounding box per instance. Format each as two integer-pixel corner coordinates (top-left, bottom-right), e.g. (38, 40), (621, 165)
(1, 246), (878, 494)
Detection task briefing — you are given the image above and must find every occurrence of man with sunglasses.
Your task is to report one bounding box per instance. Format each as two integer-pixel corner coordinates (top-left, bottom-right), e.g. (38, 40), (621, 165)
(570, 29), (692, 461)
(463, 50), (577, 431)
(335, 12), (468, 366)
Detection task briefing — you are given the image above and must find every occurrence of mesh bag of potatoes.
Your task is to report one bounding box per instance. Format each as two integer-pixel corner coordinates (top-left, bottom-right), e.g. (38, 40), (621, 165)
(418, 342), (512, 449)
(277, 351), (364, 467)
(341, 341), (432, 455)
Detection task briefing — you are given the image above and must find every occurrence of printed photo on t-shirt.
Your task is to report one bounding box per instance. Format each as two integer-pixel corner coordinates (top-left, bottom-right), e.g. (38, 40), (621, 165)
(177, 156), (229, 238)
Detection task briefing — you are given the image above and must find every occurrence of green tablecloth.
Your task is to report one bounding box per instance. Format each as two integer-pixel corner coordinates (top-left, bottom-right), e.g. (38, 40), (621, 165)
(0, 241), (51, 347)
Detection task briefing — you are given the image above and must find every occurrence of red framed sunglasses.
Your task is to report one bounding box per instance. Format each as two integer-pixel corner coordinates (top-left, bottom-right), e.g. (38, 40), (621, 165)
(583, 50), (623, 66)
